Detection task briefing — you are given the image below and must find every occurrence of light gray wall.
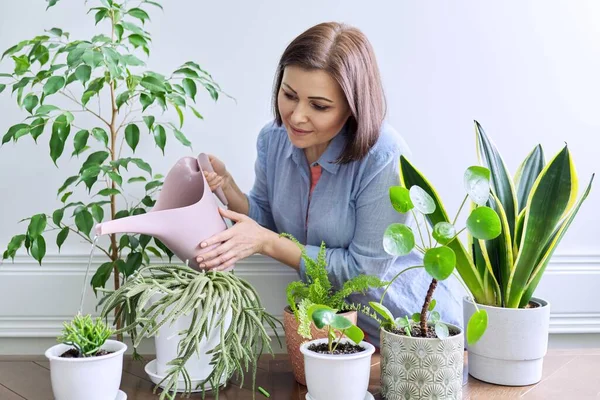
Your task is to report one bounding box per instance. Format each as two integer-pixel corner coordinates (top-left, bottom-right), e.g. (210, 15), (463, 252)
(0, 1), (598, 353)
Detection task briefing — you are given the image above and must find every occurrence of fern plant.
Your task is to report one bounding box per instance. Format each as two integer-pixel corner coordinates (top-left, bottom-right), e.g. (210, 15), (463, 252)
(281, 233), (388, 339)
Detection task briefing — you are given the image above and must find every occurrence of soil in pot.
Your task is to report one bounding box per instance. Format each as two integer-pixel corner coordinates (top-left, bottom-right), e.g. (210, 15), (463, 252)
(60, 348), (114, 358)
(389, 324), (461, 339)
(307, 341), (365, 355)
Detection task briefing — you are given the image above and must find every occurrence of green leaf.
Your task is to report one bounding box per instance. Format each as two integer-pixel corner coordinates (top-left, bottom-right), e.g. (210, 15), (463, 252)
(43, 76), (65, 95)
(114, 24), (124, 42)
(60, 192), (72, 203)
(409, 185), (436, 214)
(190, 106), (203, 120)
(58, 175), (78, 195)
(174, 104), (184, 128)
(411, 312), (421, 323)
(12, 55), (30, 75)
(116, 91), (130, 109)
(128, 176), (147, 183)
(466, 206), (501, 240)
(389, 186), (414, 213)
(30, 118), (46, 141)
(107, 171), (123, 186)
(145, 180), (162, 191)
(435, 322), (449, 339)
(46, 0), (60, 10)
(128, 7), (150, 23)
(74, 209), (94, 237)
(433, 222), (456, 245)
(47, 28), (63, 37)
(143, 115), (155, 130)
(141, 76), (166, 93)
(73, 130), (89, 156)
(430, 311), (441, 323)
(172, 125), (191, 148)
(52, 208), (64, 226)
(309, 305), (336, 329)
(75, 64), (91, 84)
(80, 150), (109, 171)
(91, 204), (104, 222)
(56, 227), (69, 251)
(36, 104), (60, 115)
(31, 235), (46, 265)
(91, 261), (113, 293)
(467, 309), (488, 345)
(27, 214), (47, 239)
(0, 83), (5, 94)
(153, 124), (166, 154)
(464, 166), (491, 206)
(50, 115), (70, 164)
(475, 121), (518, 240)
(66, 46), (86, 68)
(121, 54), (144, 66)
(128, 34), (148, 49)
(125, 124), (140, 152)
(174, 67), (199, 78)
(131, 158), (152, 175)
(140, 93), (154, 110)
(91, 127), (108, 147)
(23, 94), (39, 114)
(144, 1), (163, 9)
(382, 223), (415, 256)
(97, 188), (121, 197)
(368, 301), (395, 324)
(182, 78), (197, 101)
(123, 252), (143, 276)
(2, 123), (29, 144)
(429, 299), (437, 311)
(424, 246), (456, 280)
(95, 8), (108, 25)
(514, 144), (546, 213)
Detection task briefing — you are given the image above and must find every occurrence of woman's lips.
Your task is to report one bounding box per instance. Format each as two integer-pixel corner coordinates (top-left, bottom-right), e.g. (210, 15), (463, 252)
(290, 125), (313, 136)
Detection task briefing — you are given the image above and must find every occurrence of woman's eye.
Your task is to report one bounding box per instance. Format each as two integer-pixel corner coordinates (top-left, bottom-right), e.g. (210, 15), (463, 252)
(312, 103), (329, 111)
(283, 92), (296, 100)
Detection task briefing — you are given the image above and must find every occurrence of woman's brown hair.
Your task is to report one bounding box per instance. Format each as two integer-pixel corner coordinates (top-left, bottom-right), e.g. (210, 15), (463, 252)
(272, 22), (386, 163)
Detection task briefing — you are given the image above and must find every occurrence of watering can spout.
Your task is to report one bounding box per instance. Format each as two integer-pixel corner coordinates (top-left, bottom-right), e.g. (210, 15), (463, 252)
(92, 153), (231, 271)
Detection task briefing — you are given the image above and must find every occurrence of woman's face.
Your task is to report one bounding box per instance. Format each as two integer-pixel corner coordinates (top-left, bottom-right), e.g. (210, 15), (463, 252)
(277, 65), (351, 152)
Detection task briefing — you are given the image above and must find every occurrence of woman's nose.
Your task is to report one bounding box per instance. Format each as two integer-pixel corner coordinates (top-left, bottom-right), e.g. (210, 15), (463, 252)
(290, 104), (309, 125)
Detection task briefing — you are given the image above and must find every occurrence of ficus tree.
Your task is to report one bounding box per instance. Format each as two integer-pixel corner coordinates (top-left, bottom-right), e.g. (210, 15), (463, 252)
(0, 0), (228, 331)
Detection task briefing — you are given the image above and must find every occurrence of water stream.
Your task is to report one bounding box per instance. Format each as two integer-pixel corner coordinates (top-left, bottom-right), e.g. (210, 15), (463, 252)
(78, 235), (99, 314)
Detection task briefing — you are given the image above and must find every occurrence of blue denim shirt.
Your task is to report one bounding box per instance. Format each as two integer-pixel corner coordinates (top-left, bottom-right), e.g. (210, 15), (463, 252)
(246, 120), (464, 346)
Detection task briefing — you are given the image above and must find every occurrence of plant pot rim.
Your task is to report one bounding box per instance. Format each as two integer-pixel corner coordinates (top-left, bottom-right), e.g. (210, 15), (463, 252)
(463, 296), (549, 311)
(299, 338), (375, 360)
(380, 323), (463, 341)
(45, 339), (127, 362)
(283, 305), (357, 316)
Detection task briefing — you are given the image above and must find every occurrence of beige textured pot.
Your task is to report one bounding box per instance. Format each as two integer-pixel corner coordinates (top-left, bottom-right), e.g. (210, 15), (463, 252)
(283, 306), (357, 386)
(380, 324), (464, 400)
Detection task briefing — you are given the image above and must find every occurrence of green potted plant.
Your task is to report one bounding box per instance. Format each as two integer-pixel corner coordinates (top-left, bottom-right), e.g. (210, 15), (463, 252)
(0, 0), (228, 334)
(299, 304), (376, 400)
(399, 120), (595, 385)
(281, 233), (387, 386)
(98, 263), (282, 400)
(369, 165), (496, 399)
(44, 314), (127, 400)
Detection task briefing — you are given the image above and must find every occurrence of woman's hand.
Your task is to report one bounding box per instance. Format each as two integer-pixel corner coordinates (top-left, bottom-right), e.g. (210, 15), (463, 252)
(203, 154), (231, 192)
(196, 208), (274, 271)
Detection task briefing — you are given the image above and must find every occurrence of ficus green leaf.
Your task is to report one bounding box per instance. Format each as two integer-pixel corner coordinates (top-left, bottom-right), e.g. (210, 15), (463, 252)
(125, 124), (140, 152)
(43, 76), (65, 95)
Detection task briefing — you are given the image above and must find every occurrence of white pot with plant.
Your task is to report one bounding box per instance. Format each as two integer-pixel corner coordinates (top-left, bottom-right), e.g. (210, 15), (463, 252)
(399, 120), (595, 386)
(282, 234), (387, 386)
(300, 304), (375, 400)
(369, 172), (495, 399)
(99, 264), (282, 400)
(45, 314), (127, 400)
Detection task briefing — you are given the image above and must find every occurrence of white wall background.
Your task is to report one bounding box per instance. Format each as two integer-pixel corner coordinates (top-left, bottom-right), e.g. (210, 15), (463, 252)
(0, 0), (598, 353)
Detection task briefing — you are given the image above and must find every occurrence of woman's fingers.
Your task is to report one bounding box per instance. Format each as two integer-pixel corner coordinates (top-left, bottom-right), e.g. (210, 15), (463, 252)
(197, 240), (234, 266)
(201, 249), (237, 269)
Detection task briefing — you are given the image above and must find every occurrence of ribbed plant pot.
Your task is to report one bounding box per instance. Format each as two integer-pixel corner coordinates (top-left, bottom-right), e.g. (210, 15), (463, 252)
(300, 338), (375, 400)
(463, 296), (550, 386)
(283, 306), (357, 385)
(380, 325), (464, 400)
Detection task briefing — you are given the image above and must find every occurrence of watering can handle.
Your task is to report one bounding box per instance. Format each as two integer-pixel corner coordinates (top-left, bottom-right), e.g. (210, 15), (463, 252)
(197, 153), (229, 206)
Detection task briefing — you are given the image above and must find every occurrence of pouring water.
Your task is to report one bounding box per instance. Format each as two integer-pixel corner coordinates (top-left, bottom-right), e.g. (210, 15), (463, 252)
(79, 235), (99, 315)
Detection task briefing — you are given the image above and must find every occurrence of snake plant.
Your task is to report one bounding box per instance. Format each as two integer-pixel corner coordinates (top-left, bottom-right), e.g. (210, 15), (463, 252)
(97, 264), (282, 400)
(400, 120), (594, 309)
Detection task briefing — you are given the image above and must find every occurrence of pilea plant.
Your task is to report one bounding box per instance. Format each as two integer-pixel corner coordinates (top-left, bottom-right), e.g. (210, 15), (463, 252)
(58, 313), (114, 357)
(308, 304), (364, 354)
(0, 0), (229, 331)
(281, 233), (387, 339)
(370, 162), (500, 343)
(98, 264), (282, 400)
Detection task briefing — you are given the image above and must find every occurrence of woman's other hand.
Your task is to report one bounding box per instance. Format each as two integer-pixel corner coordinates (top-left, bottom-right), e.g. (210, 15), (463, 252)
(203, 154), (231, 192)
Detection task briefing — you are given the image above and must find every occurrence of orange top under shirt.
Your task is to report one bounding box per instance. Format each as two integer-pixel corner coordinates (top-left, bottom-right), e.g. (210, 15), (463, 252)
(309, 163), (322, 196)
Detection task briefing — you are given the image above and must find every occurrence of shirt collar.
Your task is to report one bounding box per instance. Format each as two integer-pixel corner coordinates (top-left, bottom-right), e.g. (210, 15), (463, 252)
(285, 123), (348, 175)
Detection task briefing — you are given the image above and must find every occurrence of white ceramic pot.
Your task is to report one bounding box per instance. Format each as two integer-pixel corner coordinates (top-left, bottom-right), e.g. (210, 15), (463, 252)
(151, 293), (233, 390)
(463, 296), (550, 386)
(380, 324), (464, 400)
(300, 338), (375, 400)
(45, 339), (127, 400)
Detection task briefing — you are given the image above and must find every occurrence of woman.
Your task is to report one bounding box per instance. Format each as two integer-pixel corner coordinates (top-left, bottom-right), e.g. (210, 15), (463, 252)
(195, 22), (463, 346)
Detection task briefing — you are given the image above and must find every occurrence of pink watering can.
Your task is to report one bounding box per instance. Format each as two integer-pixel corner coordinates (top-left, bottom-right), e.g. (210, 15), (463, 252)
(94, 153), (232, 271)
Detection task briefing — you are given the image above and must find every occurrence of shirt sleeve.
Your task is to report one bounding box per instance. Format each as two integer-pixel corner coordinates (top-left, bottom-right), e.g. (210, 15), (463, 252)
(298, 150), (416, 288)
(246, 123), (277, 232)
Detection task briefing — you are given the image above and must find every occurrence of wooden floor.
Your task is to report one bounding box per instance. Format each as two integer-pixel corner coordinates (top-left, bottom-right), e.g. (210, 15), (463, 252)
(0, 349), (598, 399)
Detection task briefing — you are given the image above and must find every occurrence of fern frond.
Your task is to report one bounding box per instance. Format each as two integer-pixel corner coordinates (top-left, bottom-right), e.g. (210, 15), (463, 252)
(330, 275), (388, 309)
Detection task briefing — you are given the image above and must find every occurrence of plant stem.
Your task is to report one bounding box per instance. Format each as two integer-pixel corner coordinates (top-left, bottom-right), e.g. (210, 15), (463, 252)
(452, 194), (469, 225)
(379, 265), (425, 303)
(423, 213), (432, 248)
(332, 329), (345, 353)
(420, 278), (438, 337)
(411, 210), (426, 249)
(59, 91), (111, 128)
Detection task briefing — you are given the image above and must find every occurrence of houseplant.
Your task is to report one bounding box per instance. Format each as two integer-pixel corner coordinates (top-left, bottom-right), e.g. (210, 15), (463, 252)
(44, 313), (127, 400)
(399, 120), (595, 385)
(282, 233), (387, 385)
(369, 165), (496, 399)
(98, 263), (282, 400)
(300, 304), (376, 400)
(0, 0), (228, 333)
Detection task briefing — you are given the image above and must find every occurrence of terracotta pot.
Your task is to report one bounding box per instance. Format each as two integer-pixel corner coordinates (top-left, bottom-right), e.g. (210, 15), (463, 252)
(283, 306), (357, 386)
